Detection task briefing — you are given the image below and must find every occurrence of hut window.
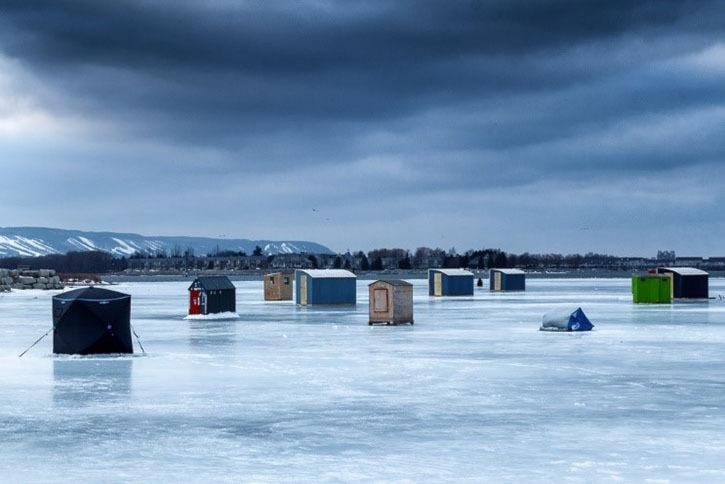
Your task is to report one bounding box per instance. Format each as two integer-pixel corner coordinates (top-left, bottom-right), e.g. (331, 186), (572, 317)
(284, 277), (290, 285)
(270, 278), (275, 285)
(373, 289), (389, 312)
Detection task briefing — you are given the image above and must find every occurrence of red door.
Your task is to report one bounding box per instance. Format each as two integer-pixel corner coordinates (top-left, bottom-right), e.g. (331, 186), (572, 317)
(189, 290), (202, 315)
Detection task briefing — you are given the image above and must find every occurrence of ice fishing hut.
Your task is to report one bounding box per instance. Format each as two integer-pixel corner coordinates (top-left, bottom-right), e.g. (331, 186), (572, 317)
(52, 287), (133, 355)
(490, 268), (526, 291)
(368, 280), (414, 325)
(188, 276), (236, 315)
(656, 267), (709, 299)
(428, 269), (474, 297)
(632, 274), (672, 304)
(295, 269), (357, 306)
(264, 272), (293, 301)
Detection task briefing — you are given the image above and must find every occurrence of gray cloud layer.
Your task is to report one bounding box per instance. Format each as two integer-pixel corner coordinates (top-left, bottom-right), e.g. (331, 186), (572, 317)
(1, 1), (724, 254)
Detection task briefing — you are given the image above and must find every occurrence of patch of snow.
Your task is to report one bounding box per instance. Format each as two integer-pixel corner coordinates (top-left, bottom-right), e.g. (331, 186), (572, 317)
(110, 238), (139, 256)
(183, 312), (240, 321)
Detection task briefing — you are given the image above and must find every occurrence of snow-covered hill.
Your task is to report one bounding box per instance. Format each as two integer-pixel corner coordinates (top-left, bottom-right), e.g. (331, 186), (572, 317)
(0, 227), (333, 258)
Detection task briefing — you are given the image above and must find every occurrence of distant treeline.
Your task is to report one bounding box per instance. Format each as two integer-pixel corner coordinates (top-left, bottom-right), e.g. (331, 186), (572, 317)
(1, 247), (719, 274)
(0, 251), (128, 273)
(0, 247), (624, 273)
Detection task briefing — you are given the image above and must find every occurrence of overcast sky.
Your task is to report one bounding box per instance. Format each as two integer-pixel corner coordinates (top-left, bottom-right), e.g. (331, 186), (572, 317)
(1, 1), (724, 255)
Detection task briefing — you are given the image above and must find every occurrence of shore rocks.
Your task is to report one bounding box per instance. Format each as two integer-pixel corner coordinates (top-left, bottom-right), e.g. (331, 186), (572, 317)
(0, 268), (64, 291)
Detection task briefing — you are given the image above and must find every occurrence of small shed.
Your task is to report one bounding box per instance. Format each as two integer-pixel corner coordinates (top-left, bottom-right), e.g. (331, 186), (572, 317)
(490, 268), (526, 291)
(264, 272), (293, 301)
(295, 269), (357, 306)
(428, 269), (474, 297)
(188, 276), (236, 315)
(368, 280), (414, 325)
(53, 287), (133, 355)
(632, 274), (672, 304)
(656, 267), (709, 299)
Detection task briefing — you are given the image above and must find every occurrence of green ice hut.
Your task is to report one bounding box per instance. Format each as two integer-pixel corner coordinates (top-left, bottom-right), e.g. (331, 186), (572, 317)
(632, 274), (672, 304)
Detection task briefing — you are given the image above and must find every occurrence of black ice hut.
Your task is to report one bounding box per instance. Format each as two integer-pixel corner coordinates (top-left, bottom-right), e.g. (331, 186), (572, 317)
(656, 267), (709, 299)
(52, 287), (133, 355)
(188, 276), (236, 315)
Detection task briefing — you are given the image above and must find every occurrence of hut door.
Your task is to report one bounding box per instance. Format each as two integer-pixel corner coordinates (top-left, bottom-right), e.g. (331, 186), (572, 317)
(300, 275), (308, 305)
(666, 273), (674, 299)
(189, 290), (202, 314)
(494, 272), (502, 291)
(434, 273), (442, 296)
(373, 289), (389, 312)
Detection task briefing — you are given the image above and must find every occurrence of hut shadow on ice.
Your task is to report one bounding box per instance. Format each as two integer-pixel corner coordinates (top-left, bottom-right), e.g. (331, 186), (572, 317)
(53, 357), (133, 406)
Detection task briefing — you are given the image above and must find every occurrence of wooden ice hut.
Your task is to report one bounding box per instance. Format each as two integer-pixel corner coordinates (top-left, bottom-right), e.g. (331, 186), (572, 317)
(264, 272), (293, 301)
(368, 280), (414, 325)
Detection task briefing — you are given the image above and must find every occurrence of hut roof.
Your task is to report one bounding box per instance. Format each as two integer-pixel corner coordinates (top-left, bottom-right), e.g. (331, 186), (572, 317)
(189, 276), (236, 291)
(491, 268), (525, 275)
(369, 279), (413, 287)
(430, 269), (474, 276)
(298, 269), (356, 278)
(659, 267), (709, 276)
(54, 286), (130, 302)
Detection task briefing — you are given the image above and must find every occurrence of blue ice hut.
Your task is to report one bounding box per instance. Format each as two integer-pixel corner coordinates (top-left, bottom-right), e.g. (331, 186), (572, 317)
(540, 307), (593, 332)
(428, 269), (474, 297)
(490, 268), (526, 291)
(295, 269), (357, 306)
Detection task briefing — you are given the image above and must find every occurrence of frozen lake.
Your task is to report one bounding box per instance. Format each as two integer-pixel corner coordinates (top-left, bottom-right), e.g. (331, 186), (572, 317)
(2, 279), (725, 482)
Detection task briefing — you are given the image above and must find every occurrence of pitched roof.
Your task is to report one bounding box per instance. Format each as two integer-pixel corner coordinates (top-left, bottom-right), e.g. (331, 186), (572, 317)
(297, 269), (356, 278)
(190, 276), (236, 290)
(658, 267), (709, 276)
(369, 279), (413, 287)
(429, 268), (474, 276)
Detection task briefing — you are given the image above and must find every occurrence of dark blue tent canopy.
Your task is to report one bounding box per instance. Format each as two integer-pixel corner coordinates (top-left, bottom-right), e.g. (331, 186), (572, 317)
(540, 307), (593, 332)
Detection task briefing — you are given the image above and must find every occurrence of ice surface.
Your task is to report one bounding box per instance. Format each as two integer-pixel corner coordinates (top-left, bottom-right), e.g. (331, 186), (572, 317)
(1, 279), (725, 482)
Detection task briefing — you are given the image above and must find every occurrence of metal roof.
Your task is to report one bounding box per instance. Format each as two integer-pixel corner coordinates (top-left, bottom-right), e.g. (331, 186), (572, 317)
(265, 271), (293, 278)
(369, 279), (413, 287)
(658, 267), (709, 276)
(429, 268), (474, 276)
(297, 269), (356, 278)
(491, 268), (525, 275)
(189, 276), (236, 291)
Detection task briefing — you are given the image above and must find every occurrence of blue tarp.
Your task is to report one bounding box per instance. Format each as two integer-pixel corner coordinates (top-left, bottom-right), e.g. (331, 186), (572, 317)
(540, 307), (593, 332)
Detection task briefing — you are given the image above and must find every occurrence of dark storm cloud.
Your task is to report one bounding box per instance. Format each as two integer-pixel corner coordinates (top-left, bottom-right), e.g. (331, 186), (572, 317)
(1, 0), (724, 253)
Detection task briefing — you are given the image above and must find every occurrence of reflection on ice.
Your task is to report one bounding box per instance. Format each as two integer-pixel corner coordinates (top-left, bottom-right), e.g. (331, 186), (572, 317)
(53, 358), (133, 406)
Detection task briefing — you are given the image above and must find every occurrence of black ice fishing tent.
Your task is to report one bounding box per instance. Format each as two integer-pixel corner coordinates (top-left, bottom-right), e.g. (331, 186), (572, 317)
(53, 287), (133, 355)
